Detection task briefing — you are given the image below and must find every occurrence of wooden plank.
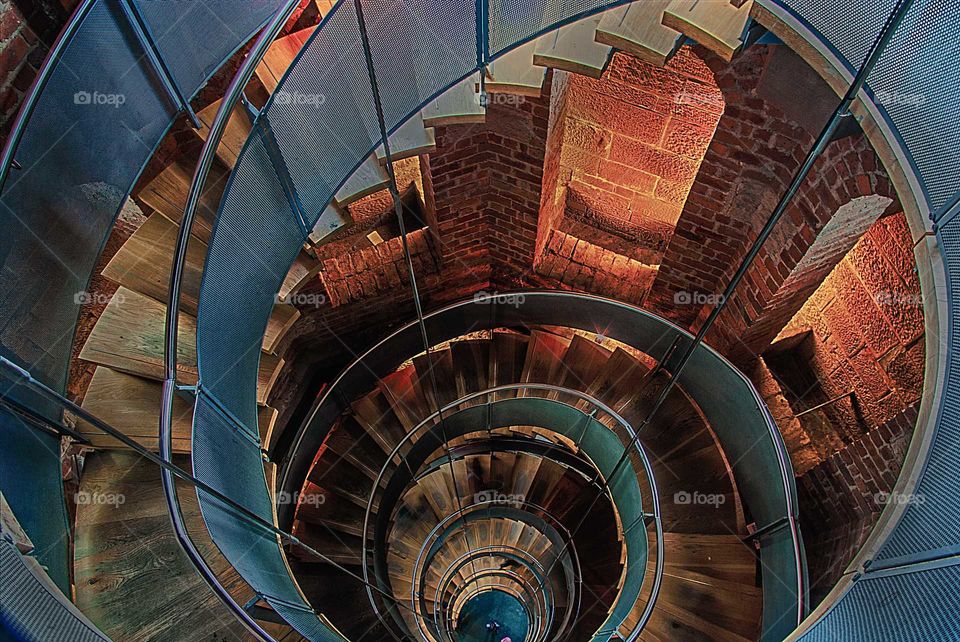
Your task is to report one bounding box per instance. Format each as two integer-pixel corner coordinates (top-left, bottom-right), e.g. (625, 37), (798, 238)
(533, 15), (613, 78)
(421, 73), (486, 127)
(79, 368), (280, 453)
(308, 202), (352, 246)
(486, 38), (546, 96)
(595, 2), (682, 67)
(375, 112), (437, 164)
(136, 158), (228, 244)
(334, 154), (389, 206)
(279, 250), (322, 299)
(256, 27), (314, 94)
(196, 98), (253, 169)
(662, 0), (752, 62)
(79, 288), (283, 406)
(263, 304), (300, 354)
(102, 214), (205, 316)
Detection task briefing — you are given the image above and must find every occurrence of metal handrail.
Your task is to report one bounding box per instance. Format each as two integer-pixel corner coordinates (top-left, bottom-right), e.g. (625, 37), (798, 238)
(432, 546), (550, 642)
(418, 507), (571, 642)
(442, 568), (541, 638)
(158, 3), (303, 640)
(359, 382), (661, 641)
(0, 0), (96, 193)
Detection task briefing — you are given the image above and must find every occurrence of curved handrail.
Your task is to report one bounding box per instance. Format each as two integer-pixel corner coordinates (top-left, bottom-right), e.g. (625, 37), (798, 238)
(432, 547), (550, 642)
(358, 382), (662, 641)
(416, 505), (572, 642)
(445, 573), (539, 642)
(158, 3), (303, 640)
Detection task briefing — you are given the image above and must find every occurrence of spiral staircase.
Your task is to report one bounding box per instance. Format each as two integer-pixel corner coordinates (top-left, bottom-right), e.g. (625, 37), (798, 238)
(0, 0), (956, 641)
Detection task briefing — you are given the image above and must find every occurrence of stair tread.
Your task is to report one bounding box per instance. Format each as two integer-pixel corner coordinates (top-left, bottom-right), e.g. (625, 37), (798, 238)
(334, 154), (390, 206)
(256, 26), (314, 94)
(533, 14), (613, 78)
(662, 0), (752, 62)
(595, 2), (682, 67)
(422, 72), (485, 127)
(486, 38), (546, 96)
(196, 97), (253, 169)
(375, 112), (437, 163)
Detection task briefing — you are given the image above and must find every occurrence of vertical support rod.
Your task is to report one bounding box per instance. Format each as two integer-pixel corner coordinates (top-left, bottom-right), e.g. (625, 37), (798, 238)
(118, 0), (202, 128)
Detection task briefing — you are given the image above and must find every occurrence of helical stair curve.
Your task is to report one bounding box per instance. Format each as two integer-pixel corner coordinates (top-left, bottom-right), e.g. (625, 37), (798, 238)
(0, 0), (957, 641)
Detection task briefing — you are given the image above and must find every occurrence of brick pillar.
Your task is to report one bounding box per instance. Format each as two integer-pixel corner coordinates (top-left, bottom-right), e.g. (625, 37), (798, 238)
(647, 46), (895, 366)
(428, 74), (551, 289)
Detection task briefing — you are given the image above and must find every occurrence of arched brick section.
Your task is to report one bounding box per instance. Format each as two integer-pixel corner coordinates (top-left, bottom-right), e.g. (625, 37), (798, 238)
(645, 45), (896, 366)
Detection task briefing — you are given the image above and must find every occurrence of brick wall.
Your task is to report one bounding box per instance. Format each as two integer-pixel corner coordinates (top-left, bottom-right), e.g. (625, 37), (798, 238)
(646, 45), (894, 358)
(429, 75), (552, 288)
(770, 213), (925, 448)
(797, 404), (916, 605)
(1, 0), (50, 140)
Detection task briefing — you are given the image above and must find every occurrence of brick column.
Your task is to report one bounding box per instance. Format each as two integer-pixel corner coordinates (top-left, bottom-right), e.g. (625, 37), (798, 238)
(646, 46), (895, 366)
(428, 75), (551, 289)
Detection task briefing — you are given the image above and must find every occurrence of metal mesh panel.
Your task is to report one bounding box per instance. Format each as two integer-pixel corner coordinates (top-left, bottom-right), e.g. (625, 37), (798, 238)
(778, 0), (960, 214)
(487, 0), (625, 56)
(364, 0), (477, 131)
(799, 564), (960, 641)
(0, 0), (171, 398)
(0, 409), (71, 592)
(197, 130), (303, 434)
(192, 395), (333, 626)
(0, 538), (110, 642)
(759, 526), (806, 642)
(263, 2), (379, 225)
(135, 0), (279, 95)
(873, 215), (960, 561)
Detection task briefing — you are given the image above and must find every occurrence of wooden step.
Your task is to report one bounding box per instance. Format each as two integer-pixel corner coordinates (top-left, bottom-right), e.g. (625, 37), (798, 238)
(662, 0), (752, 62)
(351, 391), (411, 461)
(74, 451), (254, 641)
(533, 15), (613, 78)
(256, 26), (314, 94)
(421, 73), (486, 127)
(196, 97), (253, 169)
(136, 157), (228, 244)
(279, 250), (322, 300)
(308, 202), (352, 246)
(488, 332), (529, 400)
(379, 366), (430, 431)
(450, 339), (490, 407)
(558, 333), (611, 393)
(486, 38), (546, 96)
(595, 2), (682, 67)
(334, 154), (389, 206)
(78, 368), (280, 454)
(375, 112), (436, 164)
(413, 349), (457, 410)
(519, 330), (570, 394)
(79, 288), (283, 405)
(102, 213), (206, 316)
(262, 304), (300, 355)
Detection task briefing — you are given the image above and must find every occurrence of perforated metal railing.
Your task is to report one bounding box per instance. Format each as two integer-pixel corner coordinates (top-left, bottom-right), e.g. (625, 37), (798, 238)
(0, 0), (280, 632)
(278, 292), (804, 641)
